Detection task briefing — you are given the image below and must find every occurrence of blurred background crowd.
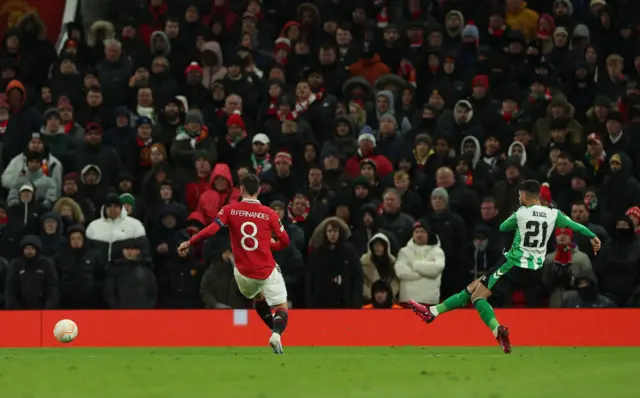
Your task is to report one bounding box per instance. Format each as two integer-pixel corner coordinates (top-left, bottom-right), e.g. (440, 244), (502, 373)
(1, 0), (640, 310)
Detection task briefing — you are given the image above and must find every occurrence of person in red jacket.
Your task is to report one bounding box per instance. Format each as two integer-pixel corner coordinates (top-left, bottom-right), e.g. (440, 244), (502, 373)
(195, 163), (240, 223)
(345, 127), (393, 178)
(184, 153), (213, 211)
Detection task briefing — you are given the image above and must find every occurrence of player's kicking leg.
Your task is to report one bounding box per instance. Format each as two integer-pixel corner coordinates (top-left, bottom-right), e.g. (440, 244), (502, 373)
(253, 293), (274, 331)
(262, 265), (288, 354)
(408, 279), (479, 323)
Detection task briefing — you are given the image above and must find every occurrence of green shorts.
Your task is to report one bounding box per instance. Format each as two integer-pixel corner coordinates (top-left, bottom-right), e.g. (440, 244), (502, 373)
(480, 260), (516, 290)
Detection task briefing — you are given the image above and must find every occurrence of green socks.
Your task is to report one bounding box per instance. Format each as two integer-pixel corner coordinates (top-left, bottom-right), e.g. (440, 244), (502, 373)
(473, 298), (500, 334)
(433, 289), (471, 315)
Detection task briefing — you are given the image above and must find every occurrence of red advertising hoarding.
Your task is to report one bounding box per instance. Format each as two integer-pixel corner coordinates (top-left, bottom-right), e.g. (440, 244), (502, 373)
(0, 309), (638, 348)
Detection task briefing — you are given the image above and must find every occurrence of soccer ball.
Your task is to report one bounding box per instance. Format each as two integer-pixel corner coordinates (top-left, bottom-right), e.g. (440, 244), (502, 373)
(53, 319), (78, 343)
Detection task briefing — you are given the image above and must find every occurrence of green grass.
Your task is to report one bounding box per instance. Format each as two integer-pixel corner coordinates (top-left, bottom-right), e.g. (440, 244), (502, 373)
(1, 347), (638, 398)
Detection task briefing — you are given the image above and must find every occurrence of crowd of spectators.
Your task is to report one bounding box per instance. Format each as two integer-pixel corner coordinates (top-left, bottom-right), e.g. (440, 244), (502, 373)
(1, 0), (640, 310)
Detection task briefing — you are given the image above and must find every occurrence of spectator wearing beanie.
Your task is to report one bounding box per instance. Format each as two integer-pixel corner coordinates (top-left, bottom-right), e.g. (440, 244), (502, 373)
(86, 193), (147, 262)
(74, 122), (123, 187)
(266, 151), (300, 201)
(56, 97), (84, 139)
(2, 132), (63, 193)
(172, 110), (216, 179)
(1, 181), (47, 259)
(195, 163), (240, 224)
(155, 97), (185, 149)
(184, 152), (213, 212)
(345, 127), (393, 178)
(127, 116), (156, 182)
(217, 110), (252, 170)
(395, 219), (445, 305)
(7, 151), (59, 208)
(3, 80), (43, 167)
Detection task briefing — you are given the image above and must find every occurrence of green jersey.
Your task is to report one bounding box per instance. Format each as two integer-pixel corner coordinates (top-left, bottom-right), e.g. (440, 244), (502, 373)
(499, 205), (596, 270)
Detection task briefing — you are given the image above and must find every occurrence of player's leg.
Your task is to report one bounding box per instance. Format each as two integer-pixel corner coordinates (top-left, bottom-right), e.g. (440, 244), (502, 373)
(261, 265), (288, 354)
(233, 268), (271, 327)
(408, 274), (486, 323)
(472, 262), (514, 354)
(252, 293), (274, 331)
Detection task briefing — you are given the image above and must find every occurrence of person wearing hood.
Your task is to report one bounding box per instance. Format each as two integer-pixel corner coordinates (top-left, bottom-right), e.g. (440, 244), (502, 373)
(86, 193), (147, 262)
(54, 225), (105, 309)
(367, 90), (411, 135)
(200, 41), (227, 89)
(561, 269), (615, 308)
(542, 227), (593, 307)
(321, 116), (358, 161)
(103, 237), (157, 309)
(507, 140), (535, 179)
(38, 211), (66, 257)
(375, 114), (412, 164)
(395, 219), (445, 305)
(563, 61), (595, 124)
(460, 136), (493, 197)
(601, 153), (640, 220)
(350, 203), (397, 257)
(361, 233), (399, 303)
(471, 222), (504, 281)
(435, 99), (484, 147)
(362, 280), (403, 309)
(196, 163), (240, 224)
(5, 235), (59, 309)
(1, 183), (46, 259)
(49, 53), (84, 110)
(595, 215), (640, 306)
(532, 94), (584, 149)
(16, 13), (57, 86)
(2, 132), (63, 193)
(410, 104), (440, 139)
(306, 217), (362, 308)
(428, 187), (470, 299)
(346, 41), (391, 86)
(6, 151), (58, 208)
(53, 197), (86, 233)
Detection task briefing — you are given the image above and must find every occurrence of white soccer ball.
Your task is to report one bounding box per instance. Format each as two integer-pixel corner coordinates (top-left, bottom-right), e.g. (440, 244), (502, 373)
(53, 319), (78, 343)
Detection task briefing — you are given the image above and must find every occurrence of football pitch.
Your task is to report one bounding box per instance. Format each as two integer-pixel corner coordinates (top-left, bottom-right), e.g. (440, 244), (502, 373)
(2, 347), (638, 398)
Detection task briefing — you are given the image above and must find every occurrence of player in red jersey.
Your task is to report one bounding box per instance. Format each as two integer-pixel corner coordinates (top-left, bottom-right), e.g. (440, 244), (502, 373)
(178, 174), (290, 354)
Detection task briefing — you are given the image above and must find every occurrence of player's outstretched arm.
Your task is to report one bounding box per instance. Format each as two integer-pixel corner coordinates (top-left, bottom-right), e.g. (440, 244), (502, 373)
(499, 213), (518, 232)
(555, 211), (596, 238)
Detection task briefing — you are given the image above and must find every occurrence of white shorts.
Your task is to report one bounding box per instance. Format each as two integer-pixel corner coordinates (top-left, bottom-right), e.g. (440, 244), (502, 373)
(233, 265), (287, 306)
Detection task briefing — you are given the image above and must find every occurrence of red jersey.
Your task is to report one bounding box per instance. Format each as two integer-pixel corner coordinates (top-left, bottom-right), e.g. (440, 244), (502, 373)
(189, 198), (290, 279)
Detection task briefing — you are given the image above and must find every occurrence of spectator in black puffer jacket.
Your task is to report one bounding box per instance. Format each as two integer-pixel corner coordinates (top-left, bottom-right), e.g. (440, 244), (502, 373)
(103, 237), (157, 309)
(54, 225), (105, 309)
(5, 235), (59, 309)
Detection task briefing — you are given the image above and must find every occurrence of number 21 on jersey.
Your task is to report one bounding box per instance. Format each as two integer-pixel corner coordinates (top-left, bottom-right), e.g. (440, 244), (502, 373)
(523, 220), (548, 248)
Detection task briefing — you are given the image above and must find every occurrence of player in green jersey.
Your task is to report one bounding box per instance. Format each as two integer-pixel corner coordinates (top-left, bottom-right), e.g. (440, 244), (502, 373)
(408, 180), (601, 353)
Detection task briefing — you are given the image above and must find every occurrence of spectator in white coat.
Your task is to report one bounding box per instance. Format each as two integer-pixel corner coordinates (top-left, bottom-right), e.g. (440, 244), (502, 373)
(86, 193), (147, 262)
(394, 219), (446, 305)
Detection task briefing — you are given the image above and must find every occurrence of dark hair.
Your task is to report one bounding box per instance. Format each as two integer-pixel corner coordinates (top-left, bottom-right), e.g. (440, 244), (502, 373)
(165, 17), (180, 25)
(240, 174), (260, 195)
(482, 196), (497, 206)
(519, 179), (541, 194)
(572, 201), (588, 210)
(87, 85), (101, 94)
(557, 152), (574, 162)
